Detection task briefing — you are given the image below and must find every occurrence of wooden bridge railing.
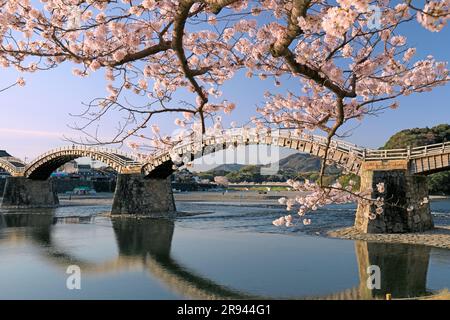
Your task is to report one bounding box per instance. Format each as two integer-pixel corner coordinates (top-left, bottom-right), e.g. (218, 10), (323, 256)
(2, 129), (450, 177)
(147, 128), (450, 163)
(26, 145), (141, 169)
(364, 141), (450, 160)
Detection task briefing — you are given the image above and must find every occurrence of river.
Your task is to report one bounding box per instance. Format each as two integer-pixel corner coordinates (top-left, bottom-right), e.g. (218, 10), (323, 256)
(0, 196), (449, 299)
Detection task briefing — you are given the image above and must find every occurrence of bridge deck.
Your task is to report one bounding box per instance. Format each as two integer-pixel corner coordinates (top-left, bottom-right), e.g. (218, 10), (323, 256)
(1, 129), (449, 178)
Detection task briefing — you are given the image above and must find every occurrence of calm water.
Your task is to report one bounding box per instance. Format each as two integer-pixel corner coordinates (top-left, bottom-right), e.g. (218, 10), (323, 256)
(0, 196), (450, 300)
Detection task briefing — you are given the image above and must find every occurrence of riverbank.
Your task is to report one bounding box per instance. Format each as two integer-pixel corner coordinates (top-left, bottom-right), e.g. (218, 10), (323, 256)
(174, 190), (304, 204)
(327, 225), (450, 250)
(59, 194), (113, 207)
(3, 189), (446, 207)
(419, 290), (450, 300)
(430, 195), (450, 199)
(55, 190), (292, 208)
(55, 190), (305, 207)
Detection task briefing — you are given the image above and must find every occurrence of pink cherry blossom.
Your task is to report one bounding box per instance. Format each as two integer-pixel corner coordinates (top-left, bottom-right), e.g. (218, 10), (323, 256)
(376, 182), (385, 193)
(16, 77), (25, 87)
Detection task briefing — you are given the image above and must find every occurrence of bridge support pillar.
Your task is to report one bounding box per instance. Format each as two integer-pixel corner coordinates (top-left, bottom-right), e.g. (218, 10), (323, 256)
(111, 174), (176, 216)
(355, 164), (433, 233)
(1, 177), (59, 209)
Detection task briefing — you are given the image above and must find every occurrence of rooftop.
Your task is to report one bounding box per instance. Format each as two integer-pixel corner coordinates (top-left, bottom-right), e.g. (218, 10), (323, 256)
(0, 150), (11, 157)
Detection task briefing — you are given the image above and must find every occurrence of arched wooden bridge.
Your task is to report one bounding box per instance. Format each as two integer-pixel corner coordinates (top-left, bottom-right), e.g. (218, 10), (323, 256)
(1, 146), (141, 179)
(142, 128), (450, 177)
(1, 128), (449, 178)
(1, 128), (449, 234)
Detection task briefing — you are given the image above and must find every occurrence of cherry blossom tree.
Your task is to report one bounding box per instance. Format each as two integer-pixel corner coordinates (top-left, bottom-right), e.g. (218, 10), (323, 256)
(214, 175), (230, 187)
(0, 0), (448, 224)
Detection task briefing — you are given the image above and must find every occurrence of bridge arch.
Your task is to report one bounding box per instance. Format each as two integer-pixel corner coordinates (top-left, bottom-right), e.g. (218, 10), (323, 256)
(0, 157), (26, 176)
(24, 146), (141, 180)
(0, 158), (16, 175)
(142, 129), (365, 179)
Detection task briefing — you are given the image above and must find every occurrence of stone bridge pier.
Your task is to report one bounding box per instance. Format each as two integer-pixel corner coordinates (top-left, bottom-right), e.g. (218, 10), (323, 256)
(1, 177), (59, 209)
(111, 174), (176, 216)
(355, 160), (434, 233)
(0, 174), (176, 216)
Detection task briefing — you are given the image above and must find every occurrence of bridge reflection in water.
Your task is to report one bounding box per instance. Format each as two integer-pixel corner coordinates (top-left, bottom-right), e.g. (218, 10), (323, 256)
(0, 214), (433, 299)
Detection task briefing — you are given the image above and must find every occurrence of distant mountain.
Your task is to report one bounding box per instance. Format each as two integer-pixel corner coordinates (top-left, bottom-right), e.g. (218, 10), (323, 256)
(208, 163), (245, 174)
(383, 124), (450, 149)
(204, 153), (339, 175)
(383, 124), (450, 195)
(277, 153), (322, 172)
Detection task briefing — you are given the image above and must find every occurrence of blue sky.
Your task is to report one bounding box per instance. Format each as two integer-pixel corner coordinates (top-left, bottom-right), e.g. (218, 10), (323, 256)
(0, 18), (449, 162)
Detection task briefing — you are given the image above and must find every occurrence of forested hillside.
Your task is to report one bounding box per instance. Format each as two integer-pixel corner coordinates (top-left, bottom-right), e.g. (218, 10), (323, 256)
(384, 124), (450, 195)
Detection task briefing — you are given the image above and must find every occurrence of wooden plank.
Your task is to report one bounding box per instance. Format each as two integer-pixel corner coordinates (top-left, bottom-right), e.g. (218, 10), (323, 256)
(340, 154), (349, 164)
(352, 161), (361, 173)
(418, 158), (426, 171)
(317, 147), (326, 157)
(349, 161), (359, 173)
(285, 138), (292, 148)
(290, 140), (299, 150)
(332, 150), (343, 162)
(443, 154), (449, 167)
(423, 157), (430, 172)
(435, 155), (443, 169)
(304, 142), (313, 154)
(416, 159), (423, 173)
(429, 156), (436, 170)
(326, 149), (335, 160)
(311, 144), (320, 156)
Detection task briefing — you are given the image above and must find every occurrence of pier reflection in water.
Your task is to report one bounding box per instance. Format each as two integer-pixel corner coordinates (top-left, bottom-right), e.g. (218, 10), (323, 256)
(0, 212), (447, 299)
(355, 241), (430, 299)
